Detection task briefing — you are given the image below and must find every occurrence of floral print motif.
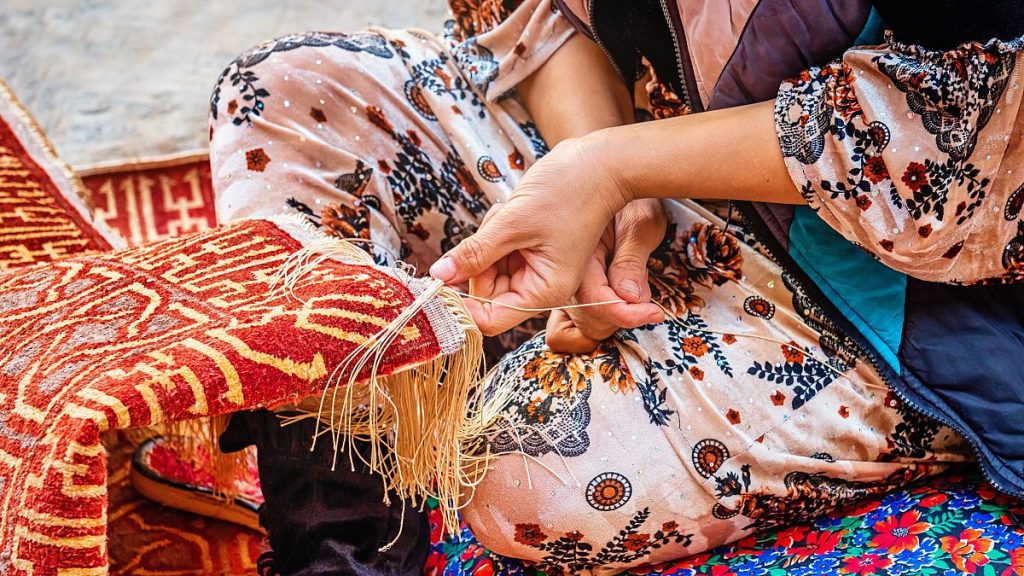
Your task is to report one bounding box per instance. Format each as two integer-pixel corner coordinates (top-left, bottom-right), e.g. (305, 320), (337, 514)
(746, 341), (839, 409)
(484, 335), (595, 458)
(587, 473), (633, 512)
(448, 0), (525, 42)
(775, 33), (1024, 284)
(876, 34), (1020, 162)
(210, 32), (395, 126)
(514, 508), (692, 573)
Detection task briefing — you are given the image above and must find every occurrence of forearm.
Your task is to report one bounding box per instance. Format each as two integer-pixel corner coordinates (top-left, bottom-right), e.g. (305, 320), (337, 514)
(587, 101), (802, 206)
(518, 34), (633, 145)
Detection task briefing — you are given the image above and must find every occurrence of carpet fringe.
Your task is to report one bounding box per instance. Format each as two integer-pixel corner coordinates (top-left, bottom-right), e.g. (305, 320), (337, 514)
(197, 216), (506, 535)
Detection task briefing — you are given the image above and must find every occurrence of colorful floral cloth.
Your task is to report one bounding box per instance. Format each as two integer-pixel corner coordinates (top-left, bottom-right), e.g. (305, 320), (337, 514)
(207, 6), (979, 571)
(426, 473), (1024, 576)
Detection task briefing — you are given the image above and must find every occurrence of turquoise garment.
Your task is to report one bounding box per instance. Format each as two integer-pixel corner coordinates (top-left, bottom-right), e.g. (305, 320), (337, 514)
(781, 9), (906, 371)
(787, 207), (905, 371)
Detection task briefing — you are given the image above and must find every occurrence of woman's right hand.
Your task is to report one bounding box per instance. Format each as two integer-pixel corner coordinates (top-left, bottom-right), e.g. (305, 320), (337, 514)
(429, 136), (633, 335)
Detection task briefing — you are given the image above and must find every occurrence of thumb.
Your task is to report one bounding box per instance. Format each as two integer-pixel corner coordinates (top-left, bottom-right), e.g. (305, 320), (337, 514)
(429, 213), (512, 285)
(608, 229), (656, 304)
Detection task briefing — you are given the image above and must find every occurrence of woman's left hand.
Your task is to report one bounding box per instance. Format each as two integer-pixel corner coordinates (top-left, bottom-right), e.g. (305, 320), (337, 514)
(545, 198), (667, 353)
(428, 135), (635, 336)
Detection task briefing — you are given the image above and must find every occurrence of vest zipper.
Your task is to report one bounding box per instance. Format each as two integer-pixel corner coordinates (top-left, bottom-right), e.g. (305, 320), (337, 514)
(733, 202), (1019, 496)
(659, 0), (703, 112)
(586, 0), (627, 82)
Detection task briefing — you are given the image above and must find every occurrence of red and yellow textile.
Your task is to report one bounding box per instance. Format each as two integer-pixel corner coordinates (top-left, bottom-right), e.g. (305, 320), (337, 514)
(80, 152), (218, 246)
(0, 82), (469, 575)
(0, 81), (120, 267)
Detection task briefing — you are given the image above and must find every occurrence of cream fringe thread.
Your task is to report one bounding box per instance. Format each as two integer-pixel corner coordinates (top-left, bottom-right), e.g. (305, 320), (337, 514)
(266, 234), (496, 538)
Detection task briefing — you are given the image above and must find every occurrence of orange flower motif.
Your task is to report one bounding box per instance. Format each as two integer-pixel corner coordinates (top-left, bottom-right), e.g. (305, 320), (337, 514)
(870, 510), (930, 554)
(596, 344), (635, 394)
(841, 554), (892, 574)
(523, 352), (592, 399)
(789, 529), (846, 561)
(1006, 546), (1024, 576)
(770, 390), (785, 406)
(781, 341), (804, 364)
(941, 528), (994, 574)
(682, 336), (708, 357)
(622, 533), (651, 552)
(689, 366), (704, 381)
(838, 405), (850, 418)
(919, 493), (947, 508)
(902, 162), (929, 192)
(722, 334), (736, 345)
(864, 155), (889, 184)
(245, 148), (270, 172)
(514, 523), (547, 546)
(524, 398), (547, 423)
(726, 409), (741, 425)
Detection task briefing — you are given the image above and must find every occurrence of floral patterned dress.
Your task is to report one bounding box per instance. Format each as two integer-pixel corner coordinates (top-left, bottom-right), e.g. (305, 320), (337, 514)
(203, 1), (1024, 574)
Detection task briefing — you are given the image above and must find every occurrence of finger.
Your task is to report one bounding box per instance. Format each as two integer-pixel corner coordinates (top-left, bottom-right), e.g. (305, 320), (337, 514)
(479, 200), (503, 227)
(576, 282), (664, 328)
(430, 210), (515, 285)
(462, 291), (538, 337)
(545, 310), (602, 354)
(609, 208), (665, 304)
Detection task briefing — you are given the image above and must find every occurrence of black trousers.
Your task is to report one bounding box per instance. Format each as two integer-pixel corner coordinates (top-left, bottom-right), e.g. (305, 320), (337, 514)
(220, 410), (429, 576)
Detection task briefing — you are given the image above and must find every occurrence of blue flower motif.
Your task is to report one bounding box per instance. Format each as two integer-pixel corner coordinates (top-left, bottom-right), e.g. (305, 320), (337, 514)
(865, 492), (915, 525)
(807, 553), (842, 574)
(756, 547), (785, 565)
(852, 530), (871, 547)
(731, 558), (770, 576)
(890, 538), (939, 574)
(947, 488), (982, 510)
(1004, 530), (1024, 548)
(966, 511), (995, 529)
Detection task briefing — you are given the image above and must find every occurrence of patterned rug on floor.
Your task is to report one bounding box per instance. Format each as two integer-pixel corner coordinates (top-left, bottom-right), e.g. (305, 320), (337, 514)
(0, 79), (470, 576)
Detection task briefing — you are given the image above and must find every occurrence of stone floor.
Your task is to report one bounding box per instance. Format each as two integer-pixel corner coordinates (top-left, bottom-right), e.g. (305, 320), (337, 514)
(0, 0), (443, 167)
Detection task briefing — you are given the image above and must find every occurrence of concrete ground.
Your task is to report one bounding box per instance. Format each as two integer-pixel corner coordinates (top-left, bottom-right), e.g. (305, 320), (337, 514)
(0, 0), (443, 167)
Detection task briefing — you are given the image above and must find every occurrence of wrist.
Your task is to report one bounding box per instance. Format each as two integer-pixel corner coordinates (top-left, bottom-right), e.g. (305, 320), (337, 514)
(578, 127), (638, 210)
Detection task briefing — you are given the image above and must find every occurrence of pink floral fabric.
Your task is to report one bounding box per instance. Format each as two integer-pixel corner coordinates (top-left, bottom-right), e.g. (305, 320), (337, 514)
(207, 12), (973, 576)
(775, 33), (1024, 284)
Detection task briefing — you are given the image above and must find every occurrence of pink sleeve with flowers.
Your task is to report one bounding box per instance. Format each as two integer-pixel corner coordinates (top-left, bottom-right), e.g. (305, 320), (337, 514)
(774, 33), (1024, 284)
(446, 0), (577, 101)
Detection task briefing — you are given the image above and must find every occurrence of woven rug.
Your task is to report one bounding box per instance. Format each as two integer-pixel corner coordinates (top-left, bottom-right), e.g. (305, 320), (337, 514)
(79, 152), (218, 246)
(0, 80), (471, 575)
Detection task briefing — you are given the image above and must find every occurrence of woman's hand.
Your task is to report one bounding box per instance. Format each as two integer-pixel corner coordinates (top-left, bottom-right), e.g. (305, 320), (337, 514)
(545, 198), (666, 353)
(429, 137), (633, 335)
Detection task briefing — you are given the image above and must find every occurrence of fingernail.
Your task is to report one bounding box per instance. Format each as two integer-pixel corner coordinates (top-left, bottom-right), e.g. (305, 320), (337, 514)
(429, 256), (456, 282)
(619, 279), (641, 301)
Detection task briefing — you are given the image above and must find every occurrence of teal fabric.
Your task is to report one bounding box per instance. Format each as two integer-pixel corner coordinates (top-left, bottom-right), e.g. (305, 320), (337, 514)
(853, 7), (885, 46)
(787, 207), (905, 371)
